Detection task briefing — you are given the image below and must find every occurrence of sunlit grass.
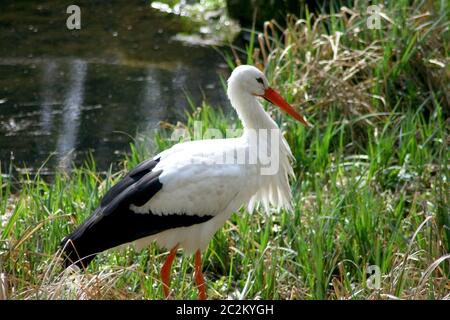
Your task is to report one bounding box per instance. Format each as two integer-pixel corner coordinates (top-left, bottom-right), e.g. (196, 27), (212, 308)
(0, 0), (449, 299)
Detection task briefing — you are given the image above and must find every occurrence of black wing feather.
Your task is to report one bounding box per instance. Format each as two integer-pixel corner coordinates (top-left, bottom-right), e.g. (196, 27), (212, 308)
(60, 157), (214, 268)
(100, 158), (160, 206)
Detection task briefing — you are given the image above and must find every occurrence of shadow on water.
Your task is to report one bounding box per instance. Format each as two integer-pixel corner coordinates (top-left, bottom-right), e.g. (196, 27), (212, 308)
(0, 0), (230, 176)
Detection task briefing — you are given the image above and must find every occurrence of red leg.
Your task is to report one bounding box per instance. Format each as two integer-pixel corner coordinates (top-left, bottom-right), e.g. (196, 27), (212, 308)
(194, 250), (207, 300)
(161, 244), (178, 299)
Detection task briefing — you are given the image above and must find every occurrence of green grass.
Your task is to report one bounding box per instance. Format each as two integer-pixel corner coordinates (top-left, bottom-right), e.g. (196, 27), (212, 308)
(0, 0), (449, 299)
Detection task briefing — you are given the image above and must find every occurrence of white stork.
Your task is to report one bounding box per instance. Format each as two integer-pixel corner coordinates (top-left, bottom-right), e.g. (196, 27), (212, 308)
(60, 65), (310, 299)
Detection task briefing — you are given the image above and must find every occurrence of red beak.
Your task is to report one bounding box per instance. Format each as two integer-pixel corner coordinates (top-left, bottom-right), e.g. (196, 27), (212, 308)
(263, 87), (311, 127)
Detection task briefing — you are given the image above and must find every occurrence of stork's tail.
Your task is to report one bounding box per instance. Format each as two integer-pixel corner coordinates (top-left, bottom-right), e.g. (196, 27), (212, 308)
(59, 214), (101, 269)
(60, 237), (95, 269)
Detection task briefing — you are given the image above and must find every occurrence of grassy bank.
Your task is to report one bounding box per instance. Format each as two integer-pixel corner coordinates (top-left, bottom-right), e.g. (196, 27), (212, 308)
(1, 0), (449, 299)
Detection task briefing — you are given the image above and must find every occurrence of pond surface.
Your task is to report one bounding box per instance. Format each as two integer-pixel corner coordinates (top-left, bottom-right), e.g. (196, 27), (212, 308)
(0, 0), (230, 176)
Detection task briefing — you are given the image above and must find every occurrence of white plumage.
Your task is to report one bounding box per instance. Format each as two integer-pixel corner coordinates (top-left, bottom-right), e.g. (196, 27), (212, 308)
(133, 132), (295, 254)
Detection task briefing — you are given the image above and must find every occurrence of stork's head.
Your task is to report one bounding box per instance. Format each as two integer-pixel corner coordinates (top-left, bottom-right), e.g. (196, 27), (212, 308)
(227, 65), (268, 96)
(227, 65), (310, 126)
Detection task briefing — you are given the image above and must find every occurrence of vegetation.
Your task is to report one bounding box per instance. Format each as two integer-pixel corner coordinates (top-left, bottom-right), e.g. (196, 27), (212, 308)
(0, 0), (449, 299)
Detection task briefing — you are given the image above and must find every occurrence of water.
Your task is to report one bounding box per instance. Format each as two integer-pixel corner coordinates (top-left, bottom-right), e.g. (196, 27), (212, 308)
(0, 1), (230, 175)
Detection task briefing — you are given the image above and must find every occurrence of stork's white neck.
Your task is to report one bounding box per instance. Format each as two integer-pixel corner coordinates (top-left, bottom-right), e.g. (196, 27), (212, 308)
(229, 89), (295, 213)
(224, 65), (295, 213)
(228, 90), (278, 131)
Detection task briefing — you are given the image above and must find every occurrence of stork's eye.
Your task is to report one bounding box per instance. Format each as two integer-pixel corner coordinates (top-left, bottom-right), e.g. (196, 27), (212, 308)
(256, 77), (264, 85)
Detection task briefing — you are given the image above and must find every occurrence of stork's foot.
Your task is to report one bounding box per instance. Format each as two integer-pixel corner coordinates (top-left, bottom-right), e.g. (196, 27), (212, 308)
(194, 249), (207, 300)
(161, 244), (179, 299)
